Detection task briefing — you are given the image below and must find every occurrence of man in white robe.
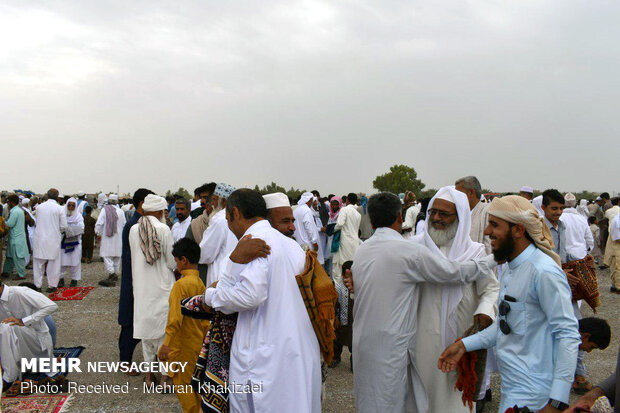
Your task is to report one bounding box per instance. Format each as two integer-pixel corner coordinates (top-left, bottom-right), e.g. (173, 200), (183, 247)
(199, 183), (238, 287)
(413, 186), (499, 413)
(204, 189), (321, 413)
(0, 281), (58, 386)
(129, 194), (176, 386)
(293, 192), (320, 252)
(60, 198), (84, 287)
(75, 191), (88, 216)
(332, 193), (361, 284)
(21, 198), (36, 267)
(170, 198), (191, 242)
(562, 193), (594, 260)
(350, 192), (497, 413)
(96, 194), (126, 287)
(32, 189), (68, 292)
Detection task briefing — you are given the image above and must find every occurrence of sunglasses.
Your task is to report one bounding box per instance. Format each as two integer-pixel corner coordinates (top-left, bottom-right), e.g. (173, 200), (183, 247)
(499, 295), (517, 335)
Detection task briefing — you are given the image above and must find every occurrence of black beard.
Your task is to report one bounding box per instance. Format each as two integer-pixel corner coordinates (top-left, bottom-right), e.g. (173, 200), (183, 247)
(492, 232), (516, 262)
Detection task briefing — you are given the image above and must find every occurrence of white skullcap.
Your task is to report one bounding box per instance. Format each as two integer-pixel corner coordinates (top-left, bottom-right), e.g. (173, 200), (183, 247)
(142, 194), (168, 212)
(564, 192), (576, 202)
(435, 189), (455, 204)
(263, 192), (290, 209)
(109, 194), (119, 201)
(520, 186), (534, 194)
(21, 198), (30, 205)
(77, 191), (85, 197)
(297, 192), (313, 205)
(596, 196), (602, 201)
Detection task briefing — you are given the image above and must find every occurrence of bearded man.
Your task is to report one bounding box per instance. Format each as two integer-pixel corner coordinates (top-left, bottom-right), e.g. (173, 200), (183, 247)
(60, 198), (84, 287)
(412, 186), (499, 413)
(199, 183), (238, 287)
(96, 194), (126, 287)
(170, 198), (191, 243)
(439, 195), (580, 413)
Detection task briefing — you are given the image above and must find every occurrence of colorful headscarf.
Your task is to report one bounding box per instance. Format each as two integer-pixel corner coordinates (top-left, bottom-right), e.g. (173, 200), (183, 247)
(329, 196), (342, 221)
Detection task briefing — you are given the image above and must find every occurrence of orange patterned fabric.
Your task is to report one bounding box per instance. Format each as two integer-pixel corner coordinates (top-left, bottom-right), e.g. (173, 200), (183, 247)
(562, 255), (601, 312)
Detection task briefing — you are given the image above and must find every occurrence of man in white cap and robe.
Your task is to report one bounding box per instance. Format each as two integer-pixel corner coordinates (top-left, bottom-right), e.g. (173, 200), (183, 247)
(75, 191), (88, 216)
(293, 192), (320, 252)
(60, 198), (84, 287)
(129, 194), (176, 386)
(32, 188), (68, 292)
(199, 183), (238, 287)
(264, 192), (296, 238)
(519, 186), (534, 201)
(561, 193), (594, 261)
(413, 186), (499, 413)
(96, 194), (126, 287)
(331, 193), (361, 284)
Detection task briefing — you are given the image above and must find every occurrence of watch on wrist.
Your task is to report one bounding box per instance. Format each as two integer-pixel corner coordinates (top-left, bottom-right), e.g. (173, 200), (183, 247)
(549, 398), (569, 410)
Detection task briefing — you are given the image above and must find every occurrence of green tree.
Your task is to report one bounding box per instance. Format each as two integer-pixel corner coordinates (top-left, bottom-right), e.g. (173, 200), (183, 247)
(165, 187), (192, 199)
(373, 164), (425, 196)
(419, 188), (437, 199)
(253, 182), (305, 202)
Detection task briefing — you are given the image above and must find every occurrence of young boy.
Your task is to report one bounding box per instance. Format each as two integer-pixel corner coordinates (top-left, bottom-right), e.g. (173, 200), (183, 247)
(81, 206), (96, 264)
(158, 238), (209, 413)
(578, 317), (611, 353)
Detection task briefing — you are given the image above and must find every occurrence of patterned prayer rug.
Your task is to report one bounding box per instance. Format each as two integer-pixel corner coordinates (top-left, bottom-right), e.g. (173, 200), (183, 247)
(48, 286), (94, 301)
(1, 394), (72, 413)
(23, 347), (85, 381)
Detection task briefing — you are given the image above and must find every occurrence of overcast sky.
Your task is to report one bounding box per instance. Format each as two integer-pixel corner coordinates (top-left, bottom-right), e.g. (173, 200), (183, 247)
(1, 0), (619, 196)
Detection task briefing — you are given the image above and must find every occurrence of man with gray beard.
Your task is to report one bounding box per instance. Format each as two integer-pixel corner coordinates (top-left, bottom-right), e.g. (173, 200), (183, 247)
(412, 186), (499, 413)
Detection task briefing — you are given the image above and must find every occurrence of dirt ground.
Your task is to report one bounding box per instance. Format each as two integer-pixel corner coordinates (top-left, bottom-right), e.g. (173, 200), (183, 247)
(1, 250), (618, 412)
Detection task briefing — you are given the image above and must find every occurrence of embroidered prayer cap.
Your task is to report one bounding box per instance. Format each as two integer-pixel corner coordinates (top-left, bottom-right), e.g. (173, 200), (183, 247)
(142, 194), (168, 212)
(520, 186), (534, 194)
(214, 183), (236, 199)
(488, 195), (561, 266)
(264, 192), (290, 209)
(297, 192), (313, 205)
(564, 192), (577, 207)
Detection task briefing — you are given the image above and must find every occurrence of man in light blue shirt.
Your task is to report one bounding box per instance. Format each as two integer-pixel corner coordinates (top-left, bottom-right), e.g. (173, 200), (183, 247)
(439, 195), (580, 413)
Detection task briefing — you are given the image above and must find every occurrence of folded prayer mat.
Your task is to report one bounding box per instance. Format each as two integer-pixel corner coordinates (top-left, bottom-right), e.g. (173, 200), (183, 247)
(562, 254), (601, 312)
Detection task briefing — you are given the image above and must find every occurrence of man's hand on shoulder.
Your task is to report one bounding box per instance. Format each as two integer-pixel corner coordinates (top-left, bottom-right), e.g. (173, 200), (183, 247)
(230, 235), (271, 264)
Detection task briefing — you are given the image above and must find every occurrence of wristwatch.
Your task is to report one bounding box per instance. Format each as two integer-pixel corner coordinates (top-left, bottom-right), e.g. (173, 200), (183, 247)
(549, 398), (569, 410)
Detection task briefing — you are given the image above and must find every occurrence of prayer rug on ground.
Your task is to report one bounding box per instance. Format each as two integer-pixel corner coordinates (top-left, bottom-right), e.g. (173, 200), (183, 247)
(23, 347), (85, 381)
(48, 286), (94, 301)
(1, 394), (72, 413)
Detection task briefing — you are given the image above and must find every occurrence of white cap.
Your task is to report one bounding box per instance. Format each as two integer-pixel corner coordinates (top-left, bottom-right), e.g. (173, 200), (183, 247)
(21, 198), (30, 206)
(109, 194), (119, 201)
(520, 186), (534, 194)
(263, 192), (290, 209)
(77, 191), (85, 197)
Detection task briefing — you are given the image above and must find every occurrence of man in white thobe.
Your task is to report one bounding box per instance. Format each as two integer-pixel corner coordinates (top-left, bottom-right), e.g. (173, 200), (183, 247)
(204, 189), (321, 413)
(332, 193), (361, 284)
(96, 194), (126, 287)
(0, 281), (58, 385)
(351, 192), (497, 413)
(562, 193), (594, 261)
(129, 195), (176, 386)
(75, 191), (88, 216)
(60, 198), (84, 287)
(32, 189), (68, 292)
(199, 183), (238, 287)
(413, 186), (499, 413)
(293, 192), (320, 252)
(170, 198), (191, 243)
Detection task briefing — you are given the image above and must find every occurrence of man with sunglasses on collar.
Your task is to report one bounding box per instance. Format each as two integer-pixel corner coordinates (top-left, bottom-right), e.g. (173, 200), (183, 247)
(438, 195), (580, 413)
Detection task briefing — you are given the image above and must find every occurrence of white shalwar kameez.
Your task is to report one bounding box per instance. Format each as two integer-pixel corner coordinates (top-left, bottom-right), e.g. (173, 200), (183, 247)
(95, 205), (126, 275)
(61, 207), (85, 282)
(352, 227), (497, 413)
(0, 285), (58, 383)
(129, 215), (176, 361)
(204, 220), (321, 413)
(199, 209), (238, 287)
(402, 204), (421, 240)
(171, 216), (192, 243)
(293, 203), (320, 250)
(332, 204), (361, 283)
(32, 200), (68, 288)
(412, 187), (499, 413)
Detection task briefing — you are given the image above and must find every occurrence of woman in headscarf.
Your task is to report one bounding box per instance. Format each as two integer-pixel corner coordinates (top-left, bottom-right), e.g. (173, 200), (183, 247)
(323, 196), (342, 276)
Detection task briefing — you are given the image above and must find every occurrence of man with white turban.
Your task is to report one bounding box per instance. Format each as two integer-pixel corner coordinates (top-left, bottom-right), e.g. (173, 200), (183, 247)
(32, 189), (68, 292)
(60, 198), (84, 287)
(439, 195), (580, 413)
(96, 194), (126, 287)
(293, 192), (320, 252)
(129, 194), (176, 386)
(199, 183), (238, 287)
(412, 186), (499, 413)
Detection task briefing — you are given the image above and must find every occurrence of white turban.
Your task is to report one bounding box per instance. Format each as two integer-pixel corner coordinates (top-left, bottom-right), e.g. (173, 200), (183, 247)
(564, 192), (577, 207)
(21, 198), (30, 206)
(435, 188), (455, 204)
(97, 193), (108, 208)
(77, 191), (85, 197)
(297, 192), (313, 206)
(264, 192), (290, 209)
(488, 195), (561, 266)
(142, 194), (168, 212)
(109, 194), (119, 201)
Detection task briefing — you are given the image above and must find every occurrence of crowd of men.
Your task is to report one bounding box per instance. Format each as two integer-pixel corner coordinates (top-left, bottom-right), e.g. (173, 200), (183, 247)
(0, 178), (619, 413)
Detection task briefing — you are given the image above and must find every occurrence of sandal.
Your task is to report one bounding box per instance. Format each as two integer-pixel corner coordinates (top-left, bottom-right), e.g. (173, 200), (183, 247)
(5, 381), (23, 397)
